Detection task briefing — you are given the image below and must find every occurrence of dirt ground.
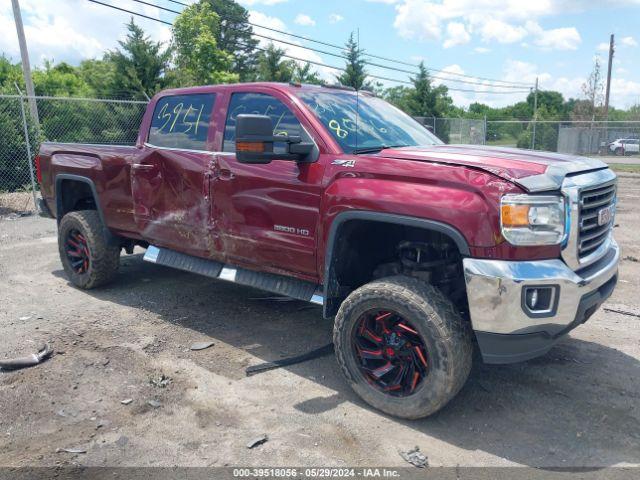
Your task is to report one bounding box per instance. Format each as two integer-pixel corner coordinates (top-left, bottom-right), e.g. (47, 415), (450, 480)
(0, 176), (639, 470)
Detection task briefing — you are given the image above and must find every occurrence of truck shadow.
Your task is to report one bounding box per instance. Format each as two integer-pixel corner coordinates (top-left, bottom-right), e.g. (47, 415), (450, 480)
(53, 252), (640, 469)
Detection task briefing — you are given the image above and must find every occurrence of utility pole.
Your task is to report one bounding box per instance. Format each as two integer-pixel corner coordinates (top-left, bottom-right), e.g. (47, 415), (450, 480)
(531, 77), (538, 150)
(604, 34), (615, 120)
(11, 0), (39, 126)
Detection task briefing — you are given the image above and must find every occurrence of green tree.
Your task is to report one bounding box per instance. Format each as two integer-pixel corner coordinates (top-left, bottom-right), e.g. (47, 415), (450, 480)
(78, 59), (117, 98)
(172, 2), (238, 86)
(0, 55), (23, 93)
(405, 62), (453, 118)
(292, 62), (322, 85)
(206, 0), (258, 81)
(32, 61), (91, 97)
(402, 62), (454, 141)
(526, 90), (565, 119)
(336, 32), (371, 90)
(255, 44), (295, 82)
(106, 19), (169, 99)
(382, 86), (412, 112)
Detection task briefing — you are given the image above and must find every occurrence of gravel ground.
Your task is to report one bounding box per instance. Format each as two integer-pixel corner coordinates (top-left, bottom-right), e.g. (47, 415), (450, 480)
(0, 191), (37, 216)
(0, 176), (639, 470)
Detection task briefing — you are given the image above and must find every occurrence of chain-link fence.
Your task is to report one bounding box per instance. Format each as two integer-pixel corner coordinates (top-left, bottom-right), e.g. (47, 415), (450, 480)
(33, 95), (147, 145)
(0, 95), (147, 214)
(0, 96), (32, 195)
(414, 116), (486, 145)
(484, 120), (640, 155)
(416, 117), (640, 155)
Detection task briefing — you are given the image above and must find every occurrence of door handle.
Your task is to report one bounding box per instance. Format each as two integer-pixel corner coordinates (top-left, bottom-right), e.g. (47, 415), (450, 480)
(132, 164), (157, 171)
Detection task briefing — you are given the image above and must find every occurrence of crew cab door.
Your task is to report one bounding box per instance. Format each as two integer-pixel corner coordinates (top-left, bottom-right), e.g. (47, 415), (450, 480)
(131, 93), (221, 258)
(213, 91), (325, 279)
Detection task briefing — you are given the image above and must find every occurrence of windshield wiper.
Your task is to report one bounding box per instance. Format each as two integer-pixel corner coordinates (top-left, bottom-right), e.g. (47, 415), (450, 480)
(352, 144), (409, 155)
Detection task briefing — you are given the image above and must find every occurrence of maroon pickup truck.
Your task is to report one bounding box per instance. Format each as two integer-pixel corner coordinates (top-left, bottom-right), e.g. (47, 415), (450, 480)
(37, 82), (619, 418)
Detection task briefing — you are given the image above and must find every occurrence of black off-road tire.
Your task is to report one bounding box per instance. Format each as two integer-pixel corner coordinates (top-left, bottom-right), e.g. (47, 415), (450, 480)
(334, 275), (473, 419)
(58, 210), (120, 289)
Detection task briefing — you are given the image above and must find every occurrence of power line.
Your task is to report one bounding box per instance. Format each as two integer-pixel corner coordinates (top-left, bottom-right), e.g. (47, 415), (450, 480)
(87, 0), (172, 25)
(86, 0), (531, 95)
(131, 0), (531, 88)
(159, 0), (531, 87)
(235, 41), (530, 94)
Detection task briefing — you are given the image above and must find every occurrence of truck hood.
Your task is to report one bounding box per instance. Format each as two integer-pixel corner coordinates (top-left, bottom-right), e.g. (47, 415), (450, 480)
(377, 144), (609, 192)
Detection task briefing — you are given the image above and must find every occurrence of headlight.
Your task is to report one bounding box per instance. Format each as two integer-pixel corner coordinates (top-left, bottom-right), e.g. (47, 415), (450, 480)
(500, 194), (566, 245)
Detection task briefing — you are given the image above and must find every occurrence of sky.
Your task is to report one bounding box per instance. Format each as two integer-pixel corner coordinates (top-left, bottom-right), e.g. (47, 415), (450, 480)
(1, 0), (639, 108)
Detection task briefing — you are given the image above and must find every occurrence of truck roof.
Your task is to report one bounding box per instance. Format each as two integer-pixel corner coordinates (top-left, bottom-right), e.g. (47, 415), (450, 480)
(153, 82), (364, 99)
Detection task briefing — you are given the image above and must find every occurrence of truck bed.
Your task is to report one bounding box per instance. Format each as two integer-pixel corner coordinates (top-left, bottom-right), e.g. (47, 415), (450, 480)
(39, 142), (140, 236)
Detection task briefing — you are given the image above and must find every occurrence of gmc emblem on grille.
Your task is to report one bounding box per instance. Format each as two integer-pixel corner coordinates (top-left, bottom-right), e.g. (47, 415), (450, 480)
(597, 205), (614, 226)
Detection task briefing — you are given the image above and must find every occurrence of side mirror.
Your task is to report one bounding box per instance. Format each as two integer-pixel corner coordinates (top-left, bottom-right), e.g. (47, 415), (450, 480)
(235, 114), (315, 164)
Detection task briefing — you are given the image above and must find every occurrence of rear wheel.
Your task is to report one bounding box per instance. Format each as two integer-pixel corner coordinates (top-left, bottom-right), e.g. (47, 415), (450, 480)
(334, 276), (472, 419)
(58, 210), (120, 289)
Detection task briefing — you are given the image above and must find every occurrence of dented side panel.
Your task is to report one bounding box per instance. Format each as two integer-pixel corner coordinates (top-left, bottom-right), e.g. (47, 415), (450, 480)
(131, 146), (221, 259)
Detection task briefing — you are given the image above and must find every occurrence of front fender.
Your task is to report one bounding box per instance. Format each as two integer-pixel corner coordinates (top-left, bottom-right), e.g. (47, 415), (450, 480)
(319, 176), (498, 257)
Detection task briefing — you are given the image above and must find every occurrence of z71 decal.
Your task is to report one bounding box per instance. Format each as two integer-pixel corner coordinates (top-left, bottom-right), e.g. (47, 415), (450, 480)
(331, 159), (356, 168)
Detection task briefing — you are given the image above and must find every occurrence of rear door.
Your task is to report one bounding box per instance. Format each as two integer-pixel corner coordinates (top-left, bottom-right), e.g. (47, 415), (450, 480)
(131, 93), (221, 258)
(213, 90), (325, 280)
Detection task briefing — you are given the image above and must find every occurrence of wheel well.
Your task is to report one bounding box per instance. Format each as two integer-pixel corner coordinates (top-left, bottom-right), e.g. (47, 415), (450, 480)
(324, 219), (468, 318)
(57, 179), (97, 219)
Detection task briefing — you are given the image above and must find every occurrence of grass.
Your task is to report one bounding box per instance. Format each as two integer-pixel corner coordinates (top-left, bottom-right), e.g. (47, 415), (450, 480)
(608, 163), (640, 174)
(486, 138), (518, 147)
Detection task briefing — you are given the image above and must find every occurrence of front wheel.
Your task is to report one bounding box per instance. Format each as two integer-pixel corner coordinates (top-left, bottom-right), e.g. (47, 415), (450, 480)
(58, 210), (120, 289)
(614, 147), (624, 156)
(333, 276), (472, 419)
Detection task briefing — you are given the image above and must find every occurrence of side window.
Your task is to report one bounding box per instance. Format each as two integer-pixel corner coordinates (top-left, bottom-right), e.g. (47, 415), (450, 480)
(223, 92), (302, 153)
(148, 93), (215, 150)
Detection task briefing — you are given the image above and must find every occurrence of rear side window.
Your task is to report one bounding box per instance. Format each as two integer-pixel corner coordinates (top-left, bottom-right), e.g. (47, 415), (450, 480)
(148, 93), (215, 150)
(223, 92), (302, 153)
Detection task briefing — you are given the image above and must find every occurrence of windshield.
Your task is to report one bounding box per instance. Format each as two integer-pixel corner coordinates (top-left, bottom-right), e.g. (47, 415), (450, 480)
(296, 90), (443, 153)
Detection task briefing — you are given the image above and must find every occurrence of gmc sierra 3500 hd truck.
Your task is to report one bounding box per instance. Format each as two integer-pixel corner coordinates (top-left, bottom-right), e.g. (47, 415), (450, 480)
(37, 82), (619, 419)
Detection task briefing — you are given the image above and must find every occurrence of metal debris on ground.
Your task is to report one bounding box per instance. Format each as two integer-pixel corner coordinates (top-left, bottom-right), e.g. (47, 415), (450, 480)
(399, 446), (428, 468)
(0, 344), (53, 371)
(190, 341), (215, 351)
(246, 343), (334, 376)
(121, 398), (133, 405)
(246, 434), (269, 449)
(149, 373), (171, 388)
(147, 400), (161, 409)
(603, 306), (640, 319)
(248, 296), (296, 302)
(623, 255), (639, 263)
(5, 212), (33, 220)
(56, 448), (87, 454)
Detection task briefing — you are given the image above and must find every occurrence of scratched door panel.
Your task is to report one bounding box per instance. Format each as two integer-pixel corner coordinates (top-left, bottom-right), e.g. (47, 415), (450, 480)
(213, 91), (324, 279)
(146, 149), (215, 257)
(132, 93), (219, 258)
(214, 154), (323, 278)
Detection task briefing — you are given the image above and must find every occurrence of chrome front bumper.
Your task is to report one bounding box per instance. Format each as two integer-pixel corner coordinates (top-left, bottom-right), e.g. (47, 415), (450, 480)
(463, 240), (619, 363)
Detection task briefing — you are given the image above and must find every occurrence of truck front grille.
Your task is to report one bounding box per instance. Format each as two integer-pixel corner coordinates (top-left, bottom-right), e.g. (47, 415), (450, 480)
(578, 182), (616, 258)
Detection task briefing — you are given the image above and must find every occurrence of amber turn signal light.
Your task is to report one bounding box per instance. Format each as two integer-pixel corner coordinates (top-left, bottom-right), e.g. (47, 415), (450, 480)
(236, 141), (265, 153)
(501, 204), (530, 227)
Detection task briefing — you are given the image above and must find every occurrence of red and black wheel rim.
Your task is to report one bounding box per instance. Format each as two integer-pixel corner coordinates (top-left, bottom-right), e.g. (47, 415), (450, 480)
(352, 309), (429, 397)
(65, 229), (90, 274)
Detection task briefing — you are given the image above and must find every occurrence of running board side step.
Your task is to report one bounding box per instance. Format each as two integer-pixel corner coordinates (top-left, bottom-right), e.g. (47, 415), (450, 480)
(143, 245), (324, 305)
